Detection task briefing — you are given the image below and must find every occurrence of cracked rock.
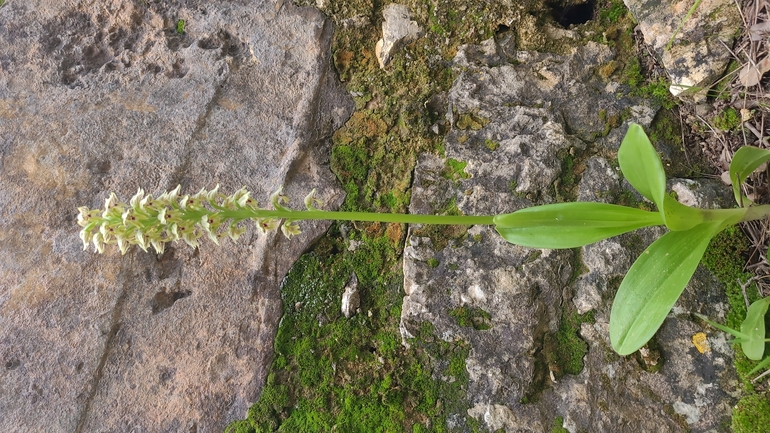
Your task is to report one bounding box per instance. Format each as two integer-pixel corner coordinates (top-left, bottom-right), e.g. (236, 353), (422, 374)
(375, 4), (423, 68)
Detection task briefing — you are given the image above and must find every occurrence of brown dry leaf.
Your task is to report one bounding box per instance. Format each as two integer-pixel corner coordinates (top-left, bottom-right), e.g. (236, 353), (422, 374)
(720, 171), (733, 185)
(750, 21), (770, 41)
(740, 57), (770, 87)
(719, 146), (731, 170)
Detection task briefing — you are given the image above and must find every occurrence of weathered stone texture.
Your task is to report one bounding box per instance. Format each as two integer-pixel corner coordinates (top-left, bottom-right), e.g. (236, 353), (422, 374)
(403, 38), (736, 432)
(0, 1), (352, 432)
(623, 0), (742, 97)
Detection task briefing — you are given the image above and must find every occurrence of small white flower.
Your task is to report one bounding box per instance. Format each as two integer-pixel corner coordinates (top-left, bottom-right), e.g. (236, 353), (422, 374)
(256, 218), (280, 233)
(77, 207), (93, 227)
(80, 229), (92, 250)
(130, 188), (144, 210)
(135, 230), (149, 252)
(270, 186), (289, 209)
(169, 223), (179, 240)
(304, 189), (323, 210)
(200, 215), (212, 232)
(92, 232), (105, 254)
(281, 221), (301, 239)
(181, 230), (199, 249)
(117, 236), (129, 255)
(99, 223), (111, 242)
(104, 192), (119, 210)
(140, 194), (154, 210)
(206, 184), (220, 201)
(159, 185), (182, 203)
(227, 224), (246, 241)
(150, 239), (165, 255)
(157, 207), (168, 224)
(206, 229), (220, 245)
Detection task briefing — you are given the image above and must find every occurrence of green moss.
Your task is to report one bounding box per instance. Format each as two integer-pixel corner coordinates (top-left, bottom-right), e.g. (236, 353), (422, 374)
(732, 394), (770, 433)
(701, 226), (770, 422)
(552, 146), (593, 203)
(442, 158), (471, 181)
(599, 0), (628, 23)
(449, 306), (493, 330)
(712, 107), (742, 131)
(427, 257), (440, 268)
(543, 310), (593, 377)
(551, 416), (569, 433)
(622, 58), (677, 109)
(456, 113), (488, 131)
(175, 19), (185, 34)
(231, 225), (478, 432)
(484, 139), (500, 151)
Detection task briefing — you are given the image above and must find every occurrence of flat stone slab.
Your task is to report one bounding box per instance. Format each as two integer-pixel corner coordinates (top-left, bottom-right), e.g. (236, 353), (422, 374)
(0, 1), (351, 432)
(403, 39), (736, 432)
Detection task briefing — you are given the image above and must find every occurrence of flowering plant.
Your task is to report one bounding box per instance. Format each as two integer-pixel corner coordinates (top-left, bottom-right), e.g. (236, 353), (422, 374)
(78, 123), (770, 359)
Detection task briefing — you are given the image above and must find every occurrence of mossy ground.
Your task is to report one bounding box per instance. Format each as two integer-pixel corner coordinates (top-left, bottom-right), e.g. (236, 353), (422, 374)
(226, 0), (765, 430)
(701, 225), (770, 432)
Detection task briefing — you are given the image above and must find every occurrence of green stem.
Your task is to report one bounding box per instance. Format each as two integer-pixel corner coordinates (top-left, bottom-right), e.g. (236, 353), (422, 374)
(741, 205), (770, 223)
(221, 208), (496, 226)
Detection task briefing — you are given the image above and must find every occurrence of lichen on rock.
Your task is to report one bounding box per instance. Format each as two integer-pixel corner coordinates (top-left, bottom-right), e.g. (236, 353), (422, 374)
(403, 34), (737, 432)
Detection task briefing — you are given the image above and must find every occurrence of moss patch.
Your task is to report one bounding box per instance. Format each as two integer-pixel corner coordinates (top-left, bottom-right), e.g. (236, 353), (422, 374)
(701, 225), (770, 426)
(543, 309), (595, 377)
(449, 306), (493, 330)
(228, 231), (477, 432)
(732, 393), (770, 433)
(712, 107), (742, 131)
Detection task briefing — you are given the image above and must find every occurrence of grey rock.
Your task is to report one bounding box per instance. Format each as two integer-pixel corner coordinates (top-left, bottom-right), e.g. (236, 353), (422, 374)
(577, 157), (621, 203)
(403, 37), (736, 432)
(341, 273), (360, 318)
(623, 0), (742, 98)
(375, 4), (423, 68)
(0, 1), (352, 432)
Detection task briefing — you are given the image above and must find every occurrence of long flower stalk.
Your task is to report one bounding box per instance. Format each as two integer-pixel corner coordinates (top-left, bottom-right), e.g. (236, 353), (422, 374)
(77, 185), (495, 255)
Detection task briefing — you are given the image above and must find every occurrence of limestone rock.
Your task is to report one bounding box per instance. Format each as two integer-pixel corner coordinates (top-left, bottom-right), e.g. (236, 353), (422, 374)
(403, 37), (736, 432)
(375, 4), (422, 69)
(341, 273), (360, 318)
(623, 0), (742, 97)
(0, 1), (352, 432)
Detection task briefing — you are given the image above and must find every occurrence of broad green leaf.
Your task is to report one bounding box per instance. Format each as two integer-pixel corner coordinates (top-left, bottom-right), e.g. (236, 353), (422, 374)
(661, 195), (705, 231)
(740, 296), (770, 360)
(729, 146), (770, 206)
(494, 202), (663, 249)
(618, 124), (667, 208)
(610, 222), (724, 355)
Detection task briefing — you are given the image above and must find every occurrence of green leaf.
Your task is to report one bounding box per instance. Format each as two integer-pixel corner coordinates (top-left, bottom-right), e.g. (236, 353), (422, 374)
(748, 355), (770, 376)
(494, 202), (663, 249)
(661, 195), (705, 231)
(740, 296), (770, 360)
(729, 146), (770, 206)
(694, 313), (751, 342)
(610, 222), (724, 355)
(618, 124), (667, 208)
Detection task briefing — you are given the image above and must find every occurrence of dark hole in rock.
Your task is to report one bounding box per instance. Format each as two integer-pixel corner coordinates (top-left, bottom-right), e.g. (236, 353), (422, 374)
(495, 24), (510, 35)
(549, 1), (594, 28)
(151, 289), (192, 314)
(5, 359), (20, 370)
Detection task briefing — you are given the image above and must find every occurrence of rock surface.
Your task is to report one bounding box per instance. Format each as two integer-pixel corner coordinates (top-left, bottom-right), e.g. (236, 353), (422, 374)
(340, 273), (360, 318)
(623, 0), (742, 97)
(0, 1), (352, 432)
(402, 38), (737, 432)
(375, 3), (423, 69)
